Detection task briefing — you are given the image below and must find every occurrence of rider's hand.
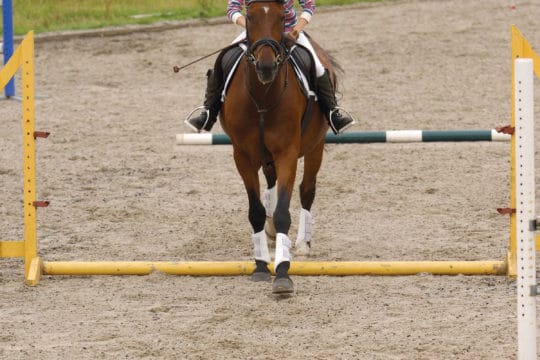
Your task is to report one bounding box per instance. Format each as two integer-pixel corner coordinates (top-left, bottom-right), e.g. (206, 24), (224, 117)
(284, 32), (297, 48)
(288, 29), (300, 41)
(291, 17), (308, 38)
(236, 15), (246, 28)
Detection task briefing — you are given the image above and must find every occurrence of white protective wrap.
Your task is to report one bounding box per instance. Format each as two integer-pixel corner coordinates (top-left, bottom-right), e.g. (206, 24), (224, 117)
(263, 185), (277, 218)
(295, 208), (313, 247)
(252, 230), (271, 264)
(274, 233), (292, 271)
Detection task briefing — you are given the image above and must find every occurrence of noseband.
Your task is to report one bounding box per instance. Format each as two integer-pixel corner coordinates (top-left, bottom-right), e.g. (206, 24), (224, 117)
(246, 37), (286, 67)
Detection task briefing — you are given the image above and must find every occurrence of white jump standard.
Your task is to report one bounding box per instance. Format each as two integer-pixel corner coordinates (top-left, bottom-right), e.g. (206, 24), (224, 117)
(513, 58), (537, 360)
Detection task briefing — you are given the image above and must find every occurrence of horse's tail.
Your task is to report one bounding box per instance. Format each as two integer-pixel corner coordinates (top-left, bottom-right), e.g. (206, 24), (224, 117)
(327, 53), (343, 93)
(327, 53), (344, 75)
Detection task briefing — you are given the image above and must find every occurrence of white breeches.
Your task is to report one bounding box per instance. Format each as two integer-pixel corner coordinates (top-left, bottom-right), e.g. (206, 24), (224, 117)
(295, 32), (325, 77)
(232, 31), (325, 77)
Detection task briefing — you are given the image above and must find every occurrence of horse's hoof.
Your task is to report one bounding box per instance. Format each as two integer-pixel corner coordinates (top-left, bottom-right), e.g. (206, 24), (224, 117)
(251, 271), (271, 282)
(294, 240), (311, 256)
(272, 277), (294, 294)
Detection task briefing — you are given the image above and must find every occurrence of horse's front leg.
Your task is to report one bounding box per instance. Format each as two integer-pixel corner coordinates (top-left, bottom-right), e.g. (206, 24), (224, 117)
(271, 153), (298, 294)
(233, 149), (271, 282)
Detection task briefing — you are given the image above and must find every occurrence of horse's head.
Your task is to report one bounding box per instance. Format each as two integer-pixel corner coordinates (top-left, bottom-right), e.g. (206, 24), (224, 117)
(245, 0), (287, 84)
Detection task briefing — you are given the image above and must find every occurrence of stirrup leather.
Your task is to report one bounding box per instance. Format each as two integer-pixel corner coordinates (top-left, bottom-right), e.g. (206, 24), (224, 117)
(328, 107), (356, 135)
(184, 106), (210, 133)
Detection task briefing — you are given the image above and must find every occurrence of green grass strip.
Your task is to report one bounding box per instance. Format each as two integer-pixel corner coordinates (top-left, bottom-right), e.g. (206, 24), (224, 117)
(2, 0), (383, 35)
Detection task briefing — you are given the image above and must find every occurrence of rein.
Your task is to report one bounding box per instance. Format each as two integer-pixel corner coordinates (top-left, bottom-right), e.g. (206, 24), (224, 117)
(244, 48), (289, 168)
(244, 0), (290, 165)
(244, 53), (290, 116)
(244, 39), (291, 158)
(244, 25), (291, 118)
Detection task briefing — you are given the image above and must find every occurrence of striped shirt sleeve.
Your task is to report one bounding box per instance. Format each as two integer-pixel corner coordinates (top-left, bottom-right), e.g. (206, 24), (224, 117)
(227, 0), (244, 24)
(298, 0), (315, 17)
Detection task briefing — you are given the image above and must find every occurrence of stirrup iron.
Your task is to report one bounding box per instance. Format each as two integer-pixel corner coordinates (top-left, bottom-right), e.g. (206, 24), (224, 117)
(184, 106), (210, 133)
(328, 106), (356, 135)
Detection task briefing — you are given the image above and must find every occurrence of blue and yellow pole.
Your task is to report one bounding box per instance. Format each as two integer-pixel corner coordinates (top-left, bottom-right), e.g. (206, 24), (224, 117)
(2, 0), (15, 97)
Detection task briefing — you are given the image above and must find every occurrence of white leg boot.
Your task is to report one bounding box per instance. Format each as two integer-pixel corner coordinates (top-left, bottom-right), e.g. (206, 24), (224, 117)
(263, 185), (277, 239)
(252, 230), (271, 282)
(274, 233), (292, 272)
(295, 208), (312, 256)
(252, 230), (271, 264)
(272, 233), (294, 294)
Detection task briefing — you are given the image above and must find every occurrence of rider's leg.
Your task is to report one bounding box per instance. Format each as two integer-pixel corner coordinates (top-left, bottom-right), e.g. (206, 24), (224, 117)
(296, 33), (355, 134)
(315, 69), (355, 134)
(186, 31), (247, 133)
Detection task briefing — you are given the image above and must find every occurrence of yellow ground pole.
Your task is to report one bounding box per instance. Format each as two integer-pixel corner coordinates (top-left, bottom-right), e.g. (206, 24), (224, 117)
(0, 29), (537, 285)
(39, 260), (507, 277)
(508, 26), (540, 276)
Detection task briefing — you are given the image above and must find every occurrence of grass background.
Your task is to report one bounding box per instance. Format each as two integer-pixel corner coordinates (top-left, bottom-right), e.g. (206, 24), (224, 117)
(1, 0), (381, 35)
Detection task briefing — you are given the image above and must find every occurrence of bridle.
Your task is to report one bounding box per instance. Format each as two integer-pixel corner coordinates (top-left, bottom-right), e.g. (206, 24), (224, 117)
(244, 0), (288, 68)
(244, 0), (291, 166)
(244, 0), (290, 114)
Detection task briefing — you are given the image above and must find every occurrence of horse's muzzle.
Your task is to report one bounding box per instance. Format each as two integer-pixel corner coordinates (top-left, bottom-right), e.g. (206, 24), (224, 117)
(255, 60), (279, 84)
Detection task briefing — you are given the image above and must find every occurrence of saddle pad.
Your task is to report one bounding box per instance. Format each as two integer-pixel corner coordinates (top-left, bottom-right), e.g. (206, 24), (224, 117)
(289, 45), (317, 100)
(220, 43), (247, 102)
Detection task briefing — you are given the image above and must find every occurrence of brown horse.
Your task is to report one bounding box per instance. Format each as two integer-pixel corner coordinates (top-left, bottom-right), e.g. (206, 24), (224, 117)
(220, 0), (336, 293)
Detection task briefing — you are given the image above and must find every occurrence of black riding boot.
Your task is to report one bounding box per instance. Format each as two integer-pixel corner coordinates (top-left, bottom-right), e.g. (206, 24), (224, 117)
(186, 69), (221, 132)
(316, 70), (355, 134)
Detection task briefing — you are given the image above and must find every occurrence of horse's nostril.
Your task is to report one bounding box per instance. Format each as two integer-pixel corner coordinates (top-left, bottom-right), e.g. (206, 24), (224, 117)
(256, 60), (276, 73)
(254, 59), (278, 84)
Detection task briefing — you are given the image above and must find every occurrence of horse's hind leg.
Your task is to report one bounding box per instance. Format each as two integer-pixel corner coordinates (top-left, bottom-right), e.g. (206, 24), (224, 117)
(262, 162), (277, 239)
(295, 141), (325, 256)
(233, 150), (271, 282)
